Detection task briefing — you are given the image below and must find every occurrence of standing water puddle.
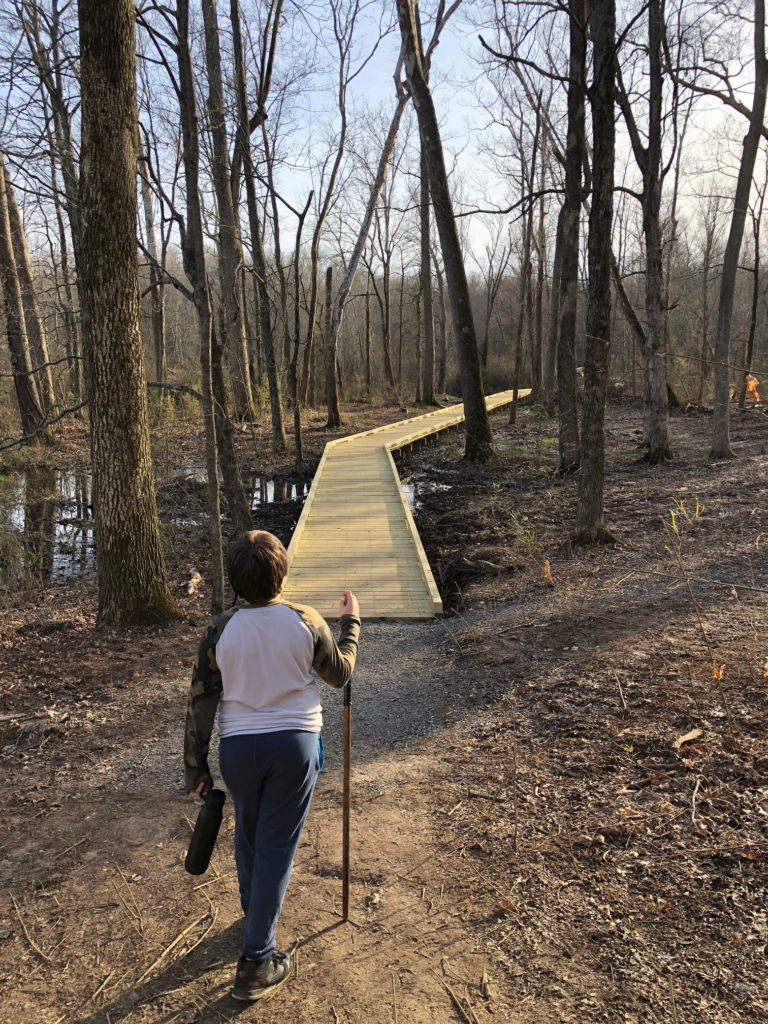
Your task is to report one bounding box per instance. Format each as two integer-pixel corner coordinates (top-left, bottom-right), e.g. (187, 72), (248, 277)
(0, 469), (95, 591)
(400, 471), (453, 511)
(0, 467), (311, 593)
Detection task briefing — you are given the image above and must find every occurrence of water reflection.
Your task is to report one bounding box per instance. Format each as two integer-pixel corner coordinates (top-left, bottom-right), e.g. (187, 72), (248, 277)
(401, 472), (452, 511)
(0, 469), (95, 592)
(249, 475), (311, 508)
(0, 467), (311, 592)
(160, 468), (311, 525)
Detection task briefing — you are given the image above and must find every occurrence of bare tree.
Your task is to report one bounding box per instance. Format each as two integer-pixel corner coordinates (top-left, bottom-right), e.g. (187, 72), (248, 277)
(77, 0), (179, 624)
(230, 0), (286, 449)
(397, 0), (493, 461)
(0, 150), (50, 441)
(4, 158), (56, 412)
(201, 0), (256, 422)
(574, 0), (615, 543)
(710, 0), (767, 456)
(615, 0), (674, 463)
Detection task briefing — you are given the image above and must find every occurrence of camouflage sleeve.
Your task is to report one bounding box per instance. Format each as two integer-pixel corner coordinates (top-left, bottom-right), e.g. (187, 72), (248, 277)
(183, 623), (223, 793)
(312, 610), (361, 687)
(283, 602), (361, 688)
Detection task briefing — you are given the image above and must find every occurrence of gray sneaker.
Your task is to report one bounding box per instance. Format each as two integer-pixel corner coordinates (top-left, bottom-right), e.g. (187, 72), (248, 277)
(231, 951), (293, 1001)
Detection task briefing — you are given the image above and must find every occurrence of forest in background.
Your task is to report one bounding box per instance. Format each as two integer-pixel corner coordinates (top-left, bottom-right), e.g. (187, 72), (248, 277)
(0, 0), (766, 623)
(1, 0), (765, 423)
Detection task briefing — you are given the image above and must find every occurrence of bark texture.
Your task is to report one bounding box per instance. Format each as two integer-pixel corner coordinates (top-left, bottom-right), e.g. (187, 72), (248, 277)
(4, 162), (56, 412)
(201, 0), (255, 422)
(176, 0), (225, 610)
(397, 0), (492, 461)
(574, 0), (615, 543)
(557, 0), (586, 473)
(78, 0), (179, 624)
(0, 151), (49, 440)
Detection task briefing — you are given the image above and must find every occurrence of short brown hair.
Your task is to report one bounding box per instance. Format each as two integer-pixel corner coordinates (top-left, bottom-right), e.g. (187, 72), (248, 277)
(226, 530), (288, 602)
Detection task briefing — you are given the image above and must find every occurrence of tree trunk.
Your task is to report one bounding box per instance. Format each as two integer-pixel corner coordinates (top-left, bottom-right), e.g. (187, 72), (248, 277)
(532, 192), (545, 402)
(137, 142), (166, 387)
(289, 193), (312, 466)
(435, 261), (448, 393)
(574, 0), (615, 544)
(365, 289), (372, 398)
(557, 0), (586, 473)
(543, 203), (564, 415)
(78, 0), (179, 625)
(46, 139), (82, 403)
(201, 0), (255, 422)
(739, 205), (762, 408)
(230, 0), (285, 449)
(420, 144), (436, 404)
(175, 0), (226, 611)
(326, 93), (409, 412)
(711, 0), (767, 458)
(4, 162), (56, 413)
(382, 259), (395, 388)
(0, 153), (49, 440)
(641, 0), (671, 462)
(324, 265), (341, 426)
(397, 0), (493, 461)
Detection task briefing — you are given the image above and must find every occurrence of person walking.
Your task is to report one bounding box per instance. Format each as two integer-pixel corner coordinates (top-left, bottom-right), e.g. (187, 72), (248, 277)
(183, 530), (361, 1001)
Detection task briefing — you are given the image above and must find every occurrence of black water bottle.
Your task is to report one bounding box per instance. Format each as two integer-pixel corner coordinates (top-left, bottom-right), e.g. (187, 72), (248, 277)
(185, 788), (226, 875)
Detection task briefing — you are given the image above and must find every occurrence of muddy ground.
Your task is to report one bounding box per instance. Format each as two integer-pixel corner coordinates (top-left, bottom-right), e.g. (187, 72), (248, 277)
(0, 398), (766, 1024)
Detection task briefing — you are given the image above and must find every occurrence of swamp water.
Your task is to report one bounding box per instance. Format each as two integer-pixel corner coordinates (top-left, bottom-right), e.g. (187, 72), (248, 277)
(0, 462), (450, 596)
(0, 468), (312, 595)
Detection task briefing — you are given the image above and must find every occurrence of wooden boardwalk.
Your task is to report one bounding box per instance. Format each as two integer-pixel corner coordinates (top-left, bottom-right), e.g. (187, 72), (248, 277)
(283, 391), (525, 620)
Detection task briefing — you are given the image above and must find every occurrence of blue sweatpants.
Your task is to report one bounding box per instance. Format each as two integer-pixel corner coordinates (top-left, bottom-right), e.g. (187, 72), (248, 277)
(219, 730), (322, 962)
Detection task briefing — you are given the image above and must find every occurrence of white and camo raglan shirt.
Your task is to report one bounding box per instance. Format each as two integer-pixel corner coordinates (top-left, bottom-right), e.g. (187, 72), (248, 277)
(184, 599), (361, 792)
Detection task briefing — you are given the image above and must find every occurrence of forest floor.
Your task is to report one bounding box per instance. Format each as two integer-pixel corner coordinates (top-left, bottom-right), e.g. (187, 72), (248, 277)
(0, 397), (767, 1024)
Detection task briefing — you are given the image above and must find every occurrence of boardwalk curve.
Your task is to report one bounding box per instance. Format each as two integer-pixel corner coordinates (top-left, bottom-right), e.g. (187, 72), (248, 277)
(283, 390), (526, 620)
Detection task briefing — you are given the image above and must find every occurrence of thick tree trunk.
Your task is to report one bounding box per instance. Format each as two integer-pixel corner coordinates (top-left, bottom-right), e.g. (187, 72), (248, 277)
(641, 0), (672, 462)
(4, 163), (56, 413)
(574, 0), (615, 543)
(78, 0), (179, 624)
(0, 153), (49, 440)
(711, 0), (767, 457)
(397, 0), (492, 461)
(201, 0), (255, 422)
(557, 0), (586, 473)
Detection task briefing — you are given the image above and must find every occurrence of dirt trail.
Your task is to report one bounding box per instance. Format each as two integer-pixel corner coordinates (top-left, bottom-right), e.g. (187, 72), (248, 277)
(4, 401), (768, 1024)
(1, 617), (509, 1024)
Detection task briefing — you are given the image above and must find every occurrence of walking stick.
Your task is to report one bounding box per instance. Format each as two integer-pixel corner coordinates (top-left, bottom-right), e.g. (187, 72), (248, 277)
(342, 678), (351, 921)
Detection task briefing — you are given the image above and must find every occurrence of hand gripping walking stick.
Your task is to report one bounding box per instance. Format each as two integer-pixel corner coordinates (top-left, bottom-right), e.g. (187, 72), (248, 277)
(342, 678), (352, 921)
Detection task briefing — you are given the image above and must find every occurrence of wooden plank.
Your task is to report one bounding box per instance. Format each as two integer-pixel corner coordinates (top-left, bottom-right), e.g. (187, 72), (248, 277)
(285, 390), (526, 620)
